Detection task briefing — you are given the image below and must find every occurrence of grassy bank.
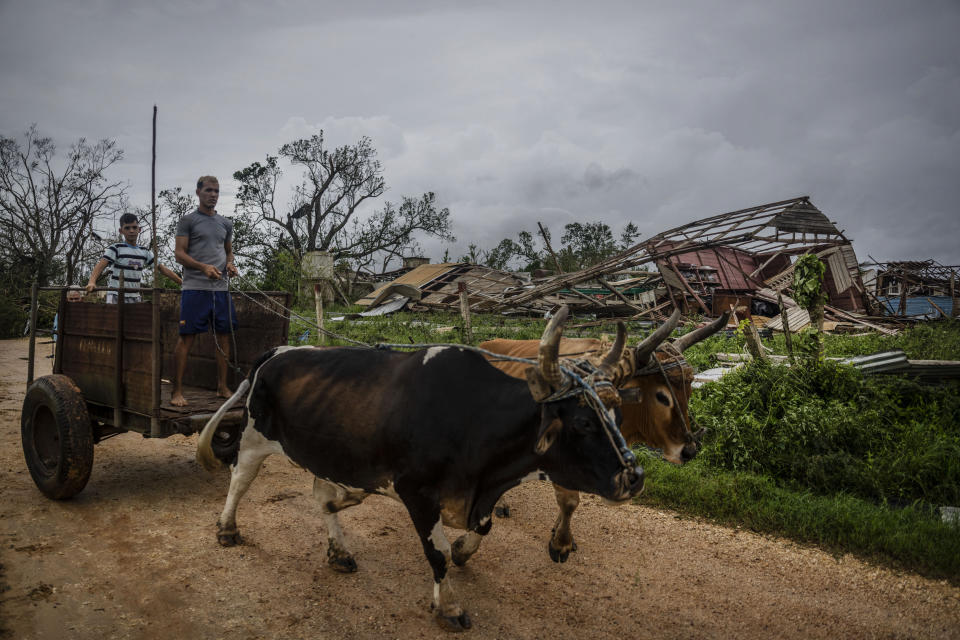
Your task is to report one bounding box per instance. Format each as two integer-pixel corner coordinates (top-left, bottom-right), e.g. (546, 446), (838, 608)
(658, 319), (960, 581)
(638, 454), (960, 581)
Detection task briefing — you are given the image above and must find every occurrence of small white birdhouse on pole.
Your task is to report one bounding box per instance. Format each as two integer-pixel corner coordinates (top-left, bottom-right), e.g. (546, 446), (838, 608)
(302, 250), (335, 344)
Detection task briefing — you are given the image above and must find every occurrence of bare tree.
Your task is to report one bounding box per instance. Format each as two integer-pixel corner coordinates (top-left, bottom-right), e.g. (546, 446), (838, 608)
(233, 133), (453, 272)
(132, 186), (196, 270)
(0, 126), (126, 286)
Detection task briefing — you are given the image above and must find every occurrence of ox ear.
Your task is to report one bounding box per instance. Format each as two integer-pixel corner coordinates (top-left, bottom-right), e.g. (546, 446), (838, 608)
(535, 412), (563, 454)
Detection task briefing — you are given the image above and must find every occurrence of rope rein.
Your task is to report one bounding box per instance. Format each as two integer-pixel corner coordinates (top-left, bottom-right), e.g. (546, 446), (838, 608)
(210, 280), (244, 376)
(229, 273), (371, 347)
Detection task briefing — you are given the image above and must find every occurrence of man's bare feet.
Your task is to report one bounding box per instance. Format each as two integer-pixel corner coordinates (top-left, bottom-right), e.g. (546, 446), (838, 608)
(217, 386), (232, 399)
(171, 392), (188, 407)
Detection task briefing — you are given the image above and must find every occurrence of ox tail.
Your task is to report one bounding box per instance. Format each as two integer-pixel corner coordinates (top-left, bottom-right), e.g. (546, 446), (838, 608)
(196, 378), (251, 472)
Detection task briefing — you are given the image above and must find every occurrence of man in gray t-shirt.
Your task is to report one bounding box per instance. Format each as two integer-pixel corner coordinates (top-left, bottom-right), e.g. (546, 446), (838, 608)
(171, 175), (240, 407)
(177, 209), (234, 290)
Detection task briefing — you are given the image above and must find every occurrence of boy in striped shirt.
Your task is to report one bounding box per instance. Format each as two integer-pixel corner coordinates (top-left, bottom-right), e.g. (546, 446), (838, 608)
(85, 213), (182, 301)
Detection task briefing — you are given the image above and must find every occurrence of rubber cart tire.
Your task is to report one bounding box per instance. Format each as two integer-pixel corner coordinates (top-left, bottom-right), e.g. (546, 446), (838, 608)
(21, 375), (94, 500)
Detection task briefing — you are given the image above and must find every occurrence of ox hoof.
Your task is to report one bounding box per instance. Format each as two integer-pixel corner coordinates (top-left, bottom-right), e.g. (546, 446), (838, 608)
(494, 505), (510, 518)
(435, 611), (472, 632)
(548, 540), (576, 563)
(217, 530), (242, 547)
(327, 548), (358, 573)
(548, 543), (569, 563)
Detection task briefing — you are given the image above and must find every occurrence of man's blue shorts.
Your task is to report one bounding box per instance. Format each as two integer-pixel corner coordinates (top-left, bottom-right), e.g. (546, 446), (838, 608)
(179, 290), (239, 335)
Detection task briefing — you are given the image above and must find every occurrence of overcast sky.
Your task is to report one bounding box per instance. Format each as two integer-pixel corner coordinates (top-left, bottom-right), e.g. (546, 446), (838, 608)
(2, 0), (958, 268)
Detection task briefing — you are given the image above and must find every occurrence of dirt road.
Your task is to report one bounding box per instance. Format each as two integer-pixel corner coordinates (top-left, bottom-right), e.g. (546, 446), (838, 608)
(2, 337), (958, 639)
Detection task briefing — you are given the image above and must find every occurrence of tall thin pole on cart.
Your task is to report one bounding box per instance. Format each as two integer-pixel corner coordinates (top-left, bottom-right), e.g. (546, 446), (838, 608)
(27, 278), (38, 389)
(150, 105), (162, 437)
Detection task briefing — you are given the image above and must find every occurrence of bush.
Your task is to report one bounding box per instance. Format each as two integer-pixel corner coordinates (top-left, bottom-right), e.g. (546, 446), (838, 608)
(691, 359), (960, 508)
(0, 289), (28, 338)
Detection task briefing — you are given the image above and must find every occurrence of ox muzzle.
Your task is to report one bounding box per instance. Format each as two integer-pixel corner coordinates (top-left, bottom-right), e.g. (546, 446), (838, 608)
(609, 465), (645, 503)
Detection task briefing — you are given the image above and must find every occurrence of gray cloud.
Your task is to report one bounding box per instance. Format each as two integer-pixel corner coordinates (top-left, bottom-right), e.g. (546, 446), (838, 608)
(2, 0), (958, 267)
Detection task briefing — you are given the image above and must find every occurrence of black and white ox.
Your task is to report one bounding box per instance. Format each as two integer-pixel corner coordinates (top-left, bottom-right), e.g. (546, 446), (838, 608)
(196, 306), (643, 632)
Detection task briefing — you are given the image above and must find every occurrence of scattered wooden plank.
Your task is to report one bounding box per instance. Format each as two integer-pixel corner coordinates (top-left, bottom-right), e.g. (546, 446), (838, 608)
(927, 298), (949, 318)
(824, 304), (898, 336)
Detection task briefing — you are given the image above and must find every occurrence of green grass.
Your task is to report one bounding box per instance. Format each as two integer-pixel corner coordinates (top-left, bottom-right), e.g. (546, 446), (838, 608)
(691, 360), (960, 508)
(655, 319), (960, 581)
(680, 317), (960, 368)
(288, 305), (660, 347)
(637, 454), (960, 582)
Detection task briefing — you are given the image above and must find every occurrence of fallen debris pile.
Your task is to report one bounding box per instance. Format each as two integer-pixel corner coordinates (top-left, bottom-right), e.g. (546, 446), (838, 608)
(354, 196), (954, 338)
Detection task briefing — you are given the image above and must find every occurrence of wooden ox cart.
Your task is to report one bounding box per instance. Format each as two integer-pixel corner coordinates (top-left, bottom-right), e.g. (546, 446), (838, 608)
(21, 285), (290, 499)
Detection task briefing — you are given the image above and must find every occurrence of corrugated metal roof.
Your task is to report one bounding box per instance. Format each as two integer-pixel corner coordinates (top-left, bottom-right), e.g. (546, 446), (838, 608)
(356, 262), (526, 310)
(770, 202), (841, 235)
(827, 249), (853, 293)
(905, 360), (960, 381)
(765, 307), (811, 332)
(356, 263), (463, 306)
(843, 350), (909, 374)
(692, 365), (742, 388)
(876, 296), (955, 318)
(841, 351), (960, 381)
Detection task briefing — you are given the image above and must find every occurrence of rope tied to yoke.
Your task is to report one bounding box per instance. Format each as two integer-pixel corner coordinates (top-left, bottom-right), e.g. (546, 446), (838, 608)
(539, 358), (637, 470)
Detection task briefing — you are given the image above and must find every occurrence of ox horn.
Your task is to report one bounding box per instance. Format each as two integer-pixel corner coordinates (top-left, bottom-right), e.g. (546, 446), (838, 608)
(538, 305), (569, 388)
(598, 321), (627, 376)
(671, 310), (731, 352)
(634, 308), (682, 367)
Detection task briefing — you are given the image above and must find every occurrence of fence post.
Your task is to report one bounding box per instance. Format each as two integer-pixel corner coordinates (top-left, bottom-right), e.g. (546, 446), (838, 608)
(458, 282), (472, 343)
(744, 322), (767, 362)
(114, 271), (125, 429)
(314, 283), (325, 346)
(952, 274), (959, 318)
(778, 293), (793, 363)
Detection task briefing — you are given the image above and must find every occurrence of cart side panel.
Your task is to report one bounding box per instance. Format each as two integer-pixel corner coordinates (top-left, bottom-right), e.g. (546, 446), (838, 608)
(59, 302), (156, 415)
(121, 329), (155, 412)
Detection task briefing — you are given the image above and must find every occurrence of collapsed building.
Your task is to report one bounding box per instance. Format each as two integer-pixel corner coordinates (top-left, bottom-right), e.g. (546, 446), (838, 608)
(356, 196), (950, 333)
(860, 259), (959, 318)
(640, 196), (868, 317)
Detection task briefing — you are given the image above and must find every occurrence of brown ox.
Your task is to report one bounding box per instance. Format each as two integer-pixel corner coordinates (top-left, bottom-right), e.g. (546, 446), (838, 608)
(479, 309), (729, 562)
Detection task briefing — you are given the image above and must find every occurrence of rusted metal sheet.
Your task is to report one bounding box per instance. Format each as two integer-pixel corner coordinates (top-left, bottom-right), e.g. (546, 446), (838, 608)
(656, 244), (760, 291)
